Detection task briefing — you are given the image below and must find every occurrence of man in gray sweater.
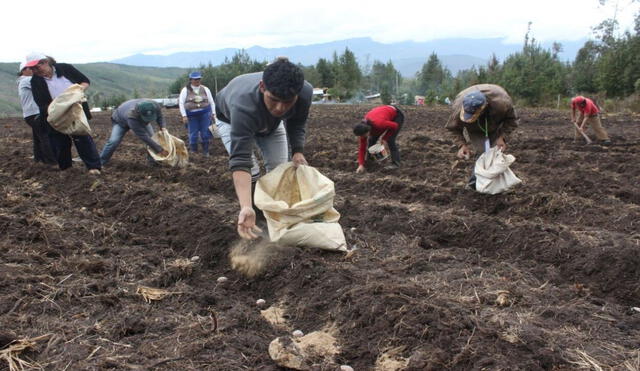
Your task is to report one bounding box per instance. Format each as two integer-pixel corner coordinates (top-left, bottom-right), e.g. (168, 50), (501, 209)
(100, 99), (168, 166)
(214, 57), (313, 239)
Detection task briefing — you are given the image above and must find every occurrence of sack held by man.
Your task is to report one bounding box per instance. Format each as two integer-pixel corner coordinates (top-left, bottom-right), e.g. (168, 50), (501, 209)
(254, 163), (347, 251)
(147, 129), (189, 167)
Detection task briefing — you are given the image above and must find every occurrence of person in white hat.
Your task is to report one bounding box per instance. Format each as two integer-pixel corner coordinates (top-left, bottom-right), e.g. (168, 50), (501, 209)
(26, 52), (102, 174)
(16, 61), (56, 165)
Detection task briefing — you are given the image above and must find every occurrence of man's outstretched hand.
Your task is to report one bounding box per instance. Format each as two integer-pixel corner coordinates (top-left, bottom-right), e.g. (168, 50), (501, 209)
(237, 206), (263, 240)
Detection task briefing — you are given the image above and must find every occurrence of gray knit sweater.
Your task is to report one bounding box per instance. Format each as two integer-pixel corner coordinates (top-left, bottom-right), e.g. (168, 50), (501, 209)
(215, 72), (313, 173)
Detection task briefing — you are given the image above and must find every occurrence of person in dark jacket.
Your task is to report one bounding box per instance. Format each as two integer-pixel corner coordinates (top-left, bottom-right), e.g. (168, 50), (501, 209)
(16, 62), (56, 165)
(445, 84), (519, 189)
(26, 52), (101, 174)
(352, 105), (404, 173)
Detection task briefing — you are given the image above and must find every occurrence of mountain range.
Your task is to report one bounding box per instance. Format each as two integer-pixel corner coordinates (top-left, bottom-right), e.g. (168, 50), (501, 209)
(112, 37), (588, 76)
(1, 37), (588, 116)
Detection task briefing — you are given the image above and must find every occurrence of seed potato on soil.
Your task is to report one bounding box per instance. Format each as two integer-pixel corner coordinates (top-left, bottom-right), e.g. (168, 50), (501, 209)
(0, 105), (639, 370)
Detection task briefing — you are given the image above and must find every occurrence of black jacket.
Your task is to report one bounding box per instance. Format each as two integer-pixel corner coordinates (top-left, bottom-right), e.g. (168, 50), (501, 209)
(31, 63), (92, 129)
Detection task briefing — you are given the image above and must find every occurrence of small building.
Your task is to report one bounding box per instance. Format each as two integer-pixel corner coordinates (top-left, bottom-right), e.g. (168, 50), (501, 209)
(312, 88), (334, 104)
(365, 93), (382, 104)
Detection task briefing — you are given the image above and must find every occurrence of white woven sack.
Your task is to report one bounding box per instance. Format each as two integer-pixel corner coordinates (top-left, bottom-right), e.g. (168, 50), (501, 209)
(147, 129), (189, 167)
(474, 147), (522, 194)
(254, 163), (347, 251)
(47, 84), (92, 135)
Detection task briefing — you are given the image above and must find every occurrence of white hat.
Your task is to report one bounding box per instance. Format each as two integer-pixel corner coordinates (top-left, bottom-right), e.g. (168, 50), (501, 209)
(18, 61), (27, 72)
(24, 52), (47, 68)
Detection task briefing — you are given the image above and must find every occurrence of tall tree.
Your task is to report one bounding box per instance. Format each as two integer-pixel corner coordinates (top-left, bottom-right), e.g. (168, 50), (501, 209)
(418, 53), (447, 95)
(169, 50), (266, 95)
(315, 58), (335, 88)
(572, 41), (600, 93)
(368, 60), (400, 97)
(498, 25), (569, 104)
(336, 48), (362, 93)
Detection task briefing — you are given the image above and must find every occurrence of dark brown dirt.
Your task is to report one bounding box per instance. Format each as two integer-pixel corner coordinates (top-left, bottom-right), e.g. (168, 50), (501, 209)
(0, 104), (639, 370)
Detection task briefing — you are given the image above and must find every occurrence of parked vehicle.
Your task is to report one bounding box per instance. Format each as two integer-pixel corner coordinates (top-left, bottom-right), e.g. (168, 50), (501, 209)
(163, 94), (179, 108)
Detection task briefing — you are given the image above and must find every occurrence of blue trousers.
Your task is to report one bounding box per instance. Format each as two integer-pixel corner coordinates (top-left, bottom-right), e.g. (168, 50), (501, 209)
(100, 123), (157, 166)
(187, 112), (212, 153)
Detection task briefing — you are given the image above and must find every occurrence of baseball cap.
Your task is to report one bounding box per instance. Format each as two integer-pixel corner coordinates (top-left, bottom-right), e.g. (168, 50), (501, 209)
(136, 101), (158, 123)
(189, 71), (202, 79)
(24, 52), (47, 68)
(18, 62), (27, 72)
(460, 91), (487, 123)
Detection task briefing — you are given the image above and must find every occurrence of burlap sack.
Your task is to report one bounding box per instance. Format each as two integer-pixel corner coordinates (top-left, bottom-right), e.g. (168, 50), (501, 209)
(474, 147), (522, 194)
(47, 84), (91, 135)
(254, 163), (347, 251)
(147, 129), (189, 167)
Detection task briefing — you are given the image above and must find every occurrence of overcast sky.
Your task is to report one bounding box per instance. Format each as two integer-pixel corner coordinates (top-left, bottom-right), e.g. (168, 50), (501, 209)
(1, 0), (636, 63)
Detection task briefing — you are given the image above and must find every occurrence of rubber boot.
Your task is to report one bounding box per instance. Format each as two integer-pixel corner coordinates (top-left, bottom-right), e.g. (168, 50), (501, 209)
(466, 172), (477, 190)
(202, 140), (210, 157)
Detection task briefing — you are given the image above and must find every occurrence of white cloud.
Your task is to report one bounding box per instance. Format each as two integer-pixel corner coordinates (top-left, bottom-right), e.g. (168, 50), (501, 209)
(1, 0), (636, 63)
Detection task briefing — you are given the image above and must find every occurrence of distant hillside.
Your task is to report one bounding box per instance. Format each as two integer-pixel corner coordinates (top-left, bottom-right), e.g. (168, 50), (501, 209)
(0, 63), (187, 117)
(112, 36), (586, 76)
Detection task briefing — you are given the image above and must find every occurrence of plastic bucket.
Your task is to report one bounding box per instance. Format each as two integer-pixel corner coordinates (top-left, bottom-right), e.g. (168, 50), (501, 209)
(367, 143), (389, 161)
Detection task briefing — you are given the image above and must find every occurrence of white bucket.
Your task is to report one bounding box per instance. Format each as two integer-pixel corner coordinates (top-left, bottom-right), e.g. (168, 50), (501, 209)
(367, 143), (389, 161)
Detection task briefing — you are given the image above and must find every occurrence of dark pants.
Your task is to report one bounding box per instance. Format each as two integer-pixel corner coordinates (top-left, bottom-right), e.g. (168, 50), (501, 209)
(467, 133), (498, 189)
(24, 114), (56, 164)
(368, 106), (404, 165)
(48, 129), (101, 170)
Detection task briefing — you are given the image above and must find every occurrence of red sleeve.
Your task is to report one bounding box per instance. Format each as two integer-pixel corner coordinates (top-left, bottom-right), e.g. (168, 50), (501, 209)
(358, 136), (367, 165)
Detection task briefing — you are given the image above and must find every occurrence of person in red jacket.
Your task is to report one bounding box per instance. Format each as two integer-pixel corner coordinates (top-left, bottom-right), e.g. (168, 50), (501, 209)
(571, 96), (611, 144)
(353, 105), (404, 173)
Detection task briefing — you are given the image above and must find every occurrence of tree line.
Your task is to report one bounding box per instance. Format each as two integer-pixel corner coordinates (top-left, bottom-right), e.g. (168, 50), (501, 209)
(169, 13), (640, 108)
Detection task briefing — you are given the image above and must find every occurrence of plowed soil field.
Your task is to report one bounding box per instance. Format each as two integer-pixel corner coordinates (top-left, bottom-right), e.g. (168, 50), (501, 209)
(1, 104), (639, 370)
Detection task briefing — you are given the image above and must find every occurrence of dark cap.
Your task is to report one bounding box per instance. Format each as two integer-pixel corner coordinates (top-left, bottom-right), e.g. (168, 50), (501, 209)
(136, 101), (158, 123)
(460, 91), (487, 123)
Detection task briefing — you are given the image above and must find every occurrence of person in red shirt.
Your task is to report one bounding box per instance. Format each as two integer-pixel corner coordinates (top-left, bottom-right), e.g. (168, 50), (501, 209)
(571, 96), (611, 144)
(353, 105), (404, 173)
